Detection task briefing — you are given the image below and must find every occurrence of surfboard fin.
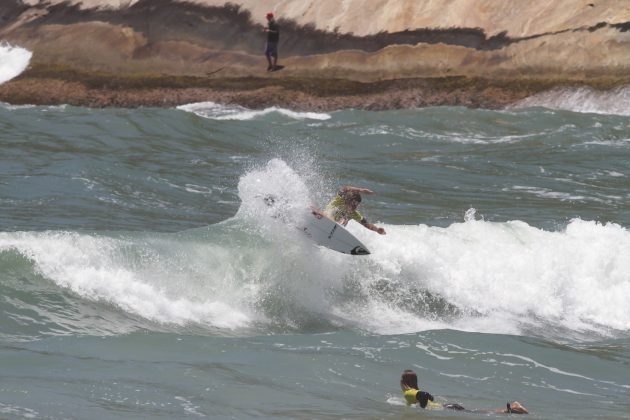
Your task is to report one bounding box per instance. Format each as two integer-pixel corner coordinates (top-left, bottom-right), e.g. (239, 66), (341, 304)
(350, 246), (370, 255)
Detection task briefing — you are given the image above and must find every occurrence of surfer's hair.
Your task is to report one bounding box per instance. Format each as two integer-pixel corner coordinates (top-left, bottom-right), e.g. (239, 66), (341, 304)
(401, 369), (418, 389)
(344, 191), (362, 204)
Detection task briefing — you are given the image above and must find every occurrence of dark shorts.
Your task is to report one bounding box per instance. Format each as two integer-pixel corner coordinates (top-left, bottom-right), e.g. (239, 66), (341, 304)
(265, 42), (278, 56)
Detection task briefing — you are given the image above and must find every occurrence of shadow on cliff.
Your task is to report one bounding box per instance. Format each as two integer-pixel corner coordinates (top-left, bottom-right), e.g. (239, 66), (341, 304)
(4, 0), (629, 61)
(6, 0), (527, 56)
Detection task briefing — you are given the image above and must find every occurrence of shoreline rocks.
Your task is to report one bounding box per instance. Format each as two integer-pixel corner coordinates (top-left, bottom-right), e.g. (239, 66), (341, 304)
(2, 67), (628, 110)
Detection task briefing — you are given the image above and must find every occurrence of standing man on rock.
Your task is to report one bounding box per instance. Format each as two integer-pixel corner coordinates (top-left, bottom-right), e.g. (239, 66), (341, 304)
(264, 12), (280, 71)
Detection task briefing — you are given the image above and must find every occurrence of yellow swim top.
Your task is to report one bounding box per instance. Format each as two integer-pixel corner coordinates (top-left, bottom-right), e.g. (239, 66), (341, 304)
(324, 193), (363, 224)
(403, 388), (442, 409)
(403, 388), (420, 405)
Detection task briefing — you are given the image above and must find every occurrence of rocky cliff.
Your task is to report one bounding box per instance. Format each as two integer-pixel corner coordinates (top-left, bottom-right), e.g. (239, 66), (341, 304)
(1, 0), (628, 108)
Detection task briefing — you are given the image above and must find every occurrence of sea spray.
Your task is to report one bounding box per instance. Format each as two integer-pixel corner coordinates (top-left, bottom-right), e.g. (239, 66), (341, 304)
(0, 43), (32, 85)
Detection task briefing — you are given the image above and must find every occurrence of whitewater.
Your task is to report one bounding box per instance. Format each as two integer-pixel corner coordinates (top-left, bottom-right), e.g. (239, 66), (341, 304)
(1, 93), (630, 419)
(0, 43), (31, 85)
(2, 160), (630, 338)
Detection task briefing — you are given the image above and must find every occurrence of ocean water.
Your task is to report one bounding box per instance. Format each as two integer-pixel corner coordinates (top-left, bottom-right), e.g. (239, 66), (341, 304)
(2, 85), (630, 419)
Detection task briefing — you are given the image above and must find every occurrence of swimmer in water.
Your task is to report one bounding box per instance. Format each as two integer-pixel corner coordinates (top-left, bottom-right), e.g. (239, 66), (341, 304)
(400, 369), (529, 414)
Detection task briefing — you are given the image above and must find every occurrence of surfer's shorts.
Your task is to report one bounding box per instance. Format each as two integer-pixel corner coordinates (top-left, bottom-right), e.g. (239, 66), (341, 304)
(265, 42), (278, 56)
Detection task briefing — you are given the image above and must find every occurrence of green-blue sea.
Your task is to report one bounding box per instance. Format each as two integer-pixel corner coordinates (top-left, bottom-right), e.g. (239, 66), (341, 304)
(1, 91), (630, 419)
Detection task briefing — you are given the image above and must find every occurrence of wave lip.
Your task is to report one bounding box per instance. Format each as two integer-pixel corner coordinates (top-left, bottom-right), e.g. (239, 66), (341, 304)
(0, 43), (32, 85)
(177, 101), (331, 121)
(511, 86), (630, 116)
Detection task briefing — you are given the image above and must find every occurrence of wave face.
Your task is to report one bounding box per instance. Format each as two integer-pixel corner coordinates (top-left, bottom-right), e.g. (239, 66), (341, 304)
(0, 43), (31, 85)
(513, 86), (630, 116)
(2, 158), (630, 341)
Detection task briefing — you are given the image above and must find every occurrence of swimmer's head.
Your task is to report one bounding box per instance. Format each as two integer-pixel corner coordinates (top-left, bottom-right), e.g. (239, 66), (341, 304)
(400, 369), (418, 390)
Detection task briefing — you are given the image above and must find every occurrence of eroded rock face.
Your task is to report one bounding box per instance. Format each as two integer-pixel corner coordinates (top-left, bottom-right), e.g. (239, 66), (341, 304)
(1, 0), (628, 80)
(10, 0), (630, 37)
(187, 0), (630, 42)
(0, 0), (628, 109)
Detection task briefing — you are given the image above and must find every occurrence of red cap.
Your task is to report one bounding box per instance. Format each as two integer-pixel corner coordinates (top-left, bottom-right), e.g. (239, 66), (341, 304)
(266, 12), (274, 18)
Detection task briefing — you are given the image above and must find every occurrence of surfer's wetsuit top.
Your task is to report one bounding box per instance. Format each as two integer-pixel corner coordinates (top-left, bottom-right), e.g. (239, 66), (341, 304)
(267, 20), (279, 43)
(324, 193), (364, 225)
(265, 20), (279, 56)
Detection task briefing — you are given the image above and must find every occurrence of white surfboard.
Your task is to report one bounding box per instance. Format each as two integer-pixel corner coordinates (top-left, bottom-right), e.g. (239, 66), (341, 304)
(262, 195), (370, 255)
(301, 210), (370, 255)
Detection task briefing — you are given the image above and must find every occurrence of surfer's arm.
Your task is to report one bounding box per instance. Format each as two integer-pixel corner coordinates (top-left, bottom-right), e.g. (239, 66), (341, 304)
(360, 218), (386, 235)
(311, 206), (345, 224)
(340, 186), (375, 195)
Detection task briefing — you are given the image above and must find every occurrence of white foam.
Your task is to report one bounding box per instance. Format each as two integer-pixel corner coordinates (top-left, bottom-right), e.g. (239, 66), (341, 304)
(0, 231), (252, 330)
(356, 217), (630, 335)
(510, 185), (587, 202)
(0, 403), (38, 419)
(177, 101), (330, 121)
(235, 158), (312, 226)
(0, 43), (32, 85)
(511, 86), (630, 116)
(233, 163), (630, 337)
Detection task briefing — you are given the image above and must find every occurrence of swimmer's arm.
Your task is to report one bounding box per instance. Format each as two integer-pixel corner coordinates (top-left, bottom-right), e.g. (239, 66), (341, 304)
(417, 391), (434, 408)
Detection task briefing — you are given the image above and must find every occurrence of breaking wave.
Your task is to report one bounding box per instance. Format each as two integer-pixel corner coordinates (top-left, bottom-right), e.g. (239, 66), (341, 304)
(2, 160), (630, 341)
(512, 86), (630, 116)
(177, 101), (331, 121)
(0, 43), (32, 85)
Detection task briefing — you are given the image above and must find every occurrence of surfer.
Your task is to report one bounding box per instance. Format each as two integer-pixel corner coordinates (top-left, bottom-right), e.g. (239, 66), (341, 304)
(263, 12), (280, 71)
(400, 369), (529, 414)
(323, 186), (386, 235)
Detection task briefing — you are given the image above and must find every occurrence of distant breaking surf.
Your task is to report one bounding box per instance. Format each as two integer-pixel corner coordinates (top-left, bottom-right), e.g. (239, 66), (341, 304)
(177, 101), (331, 121)
(0, 43), (32, 85)
(511, 86), (630, 116)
